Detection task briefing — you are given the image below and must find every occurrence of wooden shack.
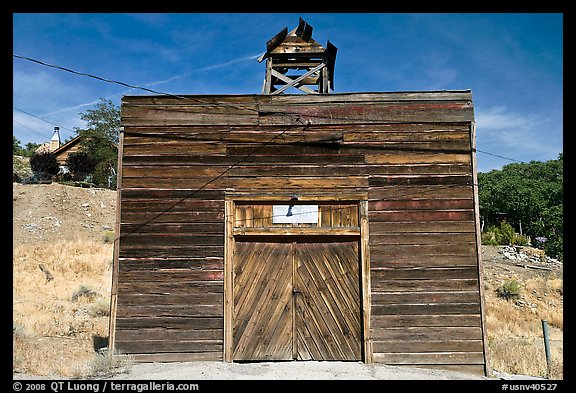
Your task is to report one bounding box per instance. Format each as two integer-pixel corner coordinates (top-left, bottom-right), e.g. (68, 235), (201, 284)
(109, 90), (489, 375)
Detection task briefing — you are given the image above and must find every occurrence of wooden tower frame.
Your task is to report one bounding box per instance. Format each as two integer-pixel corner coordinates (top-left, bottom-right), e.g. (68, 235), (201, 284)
(258, 18), (337, 95)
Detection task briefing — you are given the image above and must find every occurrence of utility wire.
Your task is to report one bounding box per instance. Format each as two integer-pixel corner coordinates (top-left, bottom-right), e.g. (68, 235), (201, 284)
(15, 52), (522, 237)
(13, 107), (76, 133)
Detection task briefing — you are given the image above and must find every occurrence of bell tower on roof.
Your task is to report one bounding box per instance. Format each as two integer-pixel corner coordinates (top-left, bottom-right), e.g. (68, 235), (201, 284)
(258, 17), (337, 95)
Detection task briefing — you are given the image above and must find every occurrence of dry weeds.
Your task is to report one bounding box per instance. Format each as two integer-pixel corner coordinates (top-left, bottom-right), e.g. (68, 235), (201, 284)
(484, 273), (563, 379)
(13, 240), (114, 377)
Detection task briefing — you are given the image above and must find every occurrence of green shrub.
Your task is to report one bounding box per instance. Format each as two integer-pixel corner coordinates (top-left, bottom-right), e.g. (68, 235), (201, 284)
(482, 220), (528, 246)
(103, 230), (116, 244)
(496, 279), (522, 300)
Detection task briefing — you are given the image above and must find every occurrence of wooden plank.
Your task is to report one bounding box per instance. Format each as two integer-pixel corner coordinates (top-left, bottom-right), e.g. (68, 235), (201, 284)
(109, 127), (124, 354)
(118, 246), (224, 259)
(370, 243), (477, 256)
(366, 152), (471, 164)
(370, 232), (476, 245)
(373, 352), (485, 365)
(369, 221), (475, 234)
(371, 266), (479, 280)
(370, 254), (478, 268)
(369, 185), (473, 200)
(115, 328), (223, 342)
(258, 100), (474, 125)
(372, 303), (481, 315)
(470, 121), (490, 376)
(371, 291), (480, 305)
(130, 352), (222, 362)
(370, 199), (473, 211)
(224, 200), (234, 362)
(115, 316), (223, 330)
(118, 292), (223, 306)
(371, 314), (482, 328)
(373, 340), (484, 353)
(117, 304), (223, 317)
(372, 326), (482, 341)
(369, 175), (471, 187)
(360, 200), (373, 363)
(117, 339), (223, 354)
(233, 227), (360, 236)
(370, 279), (479, 292)
(369, 210), (475, 222)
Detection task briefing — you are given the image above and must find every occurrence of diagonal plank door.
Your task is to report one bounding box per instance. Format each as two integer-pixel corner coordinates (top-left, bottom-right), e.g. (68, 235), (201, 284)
(294, 241), (362, 360)
(233, 241), (293, 360)
(232, 239), (361, 361)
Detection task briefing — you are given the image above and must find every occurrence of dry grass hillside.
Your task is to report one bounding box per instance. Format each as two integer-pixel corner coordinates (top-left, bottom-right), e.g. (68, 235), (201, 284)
(12, 181), (563, 379)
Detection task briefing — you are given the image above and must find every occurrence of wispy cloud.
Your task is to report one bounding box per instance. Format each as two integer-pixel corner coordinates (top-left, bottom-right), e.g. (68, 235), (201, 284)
(475, 106), (562, 167)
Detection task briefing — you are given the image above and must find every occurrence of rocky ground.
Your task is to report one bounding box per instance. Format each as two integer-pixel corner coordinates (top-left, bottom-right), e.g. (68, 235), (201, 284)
(12, 182), (117, 246)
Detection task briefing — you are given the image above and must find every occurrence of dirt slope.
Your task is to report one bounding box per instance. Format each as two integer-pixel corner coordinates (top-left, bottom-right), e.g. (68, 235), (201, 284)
(13, 182), (117, 246)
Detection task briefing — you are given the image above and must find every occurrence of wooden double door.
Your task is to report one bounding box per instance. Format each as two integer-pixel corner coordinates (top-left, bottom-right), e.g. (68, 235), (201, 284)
(232, 238), (362, 361)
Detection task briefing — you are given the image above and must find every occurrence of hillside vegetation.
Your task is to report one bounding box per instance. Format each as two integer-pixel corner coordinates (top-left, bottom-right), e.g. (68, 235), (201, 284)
(12, 182), (562, 379)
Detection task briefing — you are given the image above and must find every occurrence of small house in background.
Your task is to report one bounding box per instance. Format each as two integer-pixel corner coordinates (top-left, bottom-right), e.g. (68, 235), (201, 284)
(109, 19), (490, 376)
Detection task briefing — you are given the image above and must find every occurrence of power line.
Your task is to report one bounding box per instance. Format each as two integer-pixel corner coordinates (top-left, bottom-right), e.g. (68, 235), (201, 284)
(476, 149), (523, 163)
(13, 107), (76, 133)
(12, 119), (52, 139)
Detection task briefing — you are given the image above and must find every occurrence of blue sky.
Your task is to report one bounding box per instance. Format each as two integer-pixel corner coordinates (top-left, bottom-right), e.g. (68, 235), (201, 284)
(12, 13), (563, 173)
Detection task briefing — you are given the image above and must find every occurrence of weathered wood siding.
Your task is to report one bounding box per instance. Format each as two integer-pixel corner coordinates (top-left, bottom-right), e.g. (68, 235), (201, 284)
(112, 91), (486, 372)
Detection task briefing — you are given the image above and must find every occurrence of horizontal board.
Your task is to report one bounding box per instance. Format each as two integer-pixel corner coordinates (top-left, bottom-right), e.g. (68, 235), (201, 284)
(117, 280), (223, 295)
(116, 304), (222, 318)
(121, 189), (224, 201)
(366, 163), (471, 176)
(129, 352), (222, 362)
(372, 291), (480, 305)
(118, 269), (223, 282)
(116, 339), (223, 354)
(115, 316), (223, 330)
(118, 245), (224, 259)
(373, 352), (485, 365)
(122, 103), (259, 126)
(120, 223), (224, 235)
(372, 303), (481, 315)
(120, 211), (224, 224)
(371, 314), (482, 328)
(123, 142), (226, 155)
(369, 221), (476, 234)
(369, 185), (473, 200)
(258, 101), (474, 125)
(372, 326), (482, 341)
(369, 210), (475, 222)
(370, 243), (477, 256)
(371, 266), (479, 280)
(120, 233), (224, 247)
(373, 340), (484, 353)
(370, 254), (479, 268)
(369, 199), (473, 211)
(370, 232), (476, 245)
(115, 328), (223, 342)
(370, 279), (479, 292)
(343, 129), (470, 142)
(366, 152), (471, 165)
(119, 257), (223, 271)
(122, 176), (369, 190)
(369, 175), (471, 186)
(118, 292), (223, 306)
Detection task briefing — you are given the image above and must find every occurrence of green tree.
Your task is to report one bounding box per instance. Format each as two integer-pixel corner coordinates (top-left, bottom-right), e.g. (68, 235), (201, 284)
(66, 151), (97, 181)
(478, 153), (563, 259)
(74, 98), (120, 188)
(13, 136), (24, 155)
(29, 152), (60, 180)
